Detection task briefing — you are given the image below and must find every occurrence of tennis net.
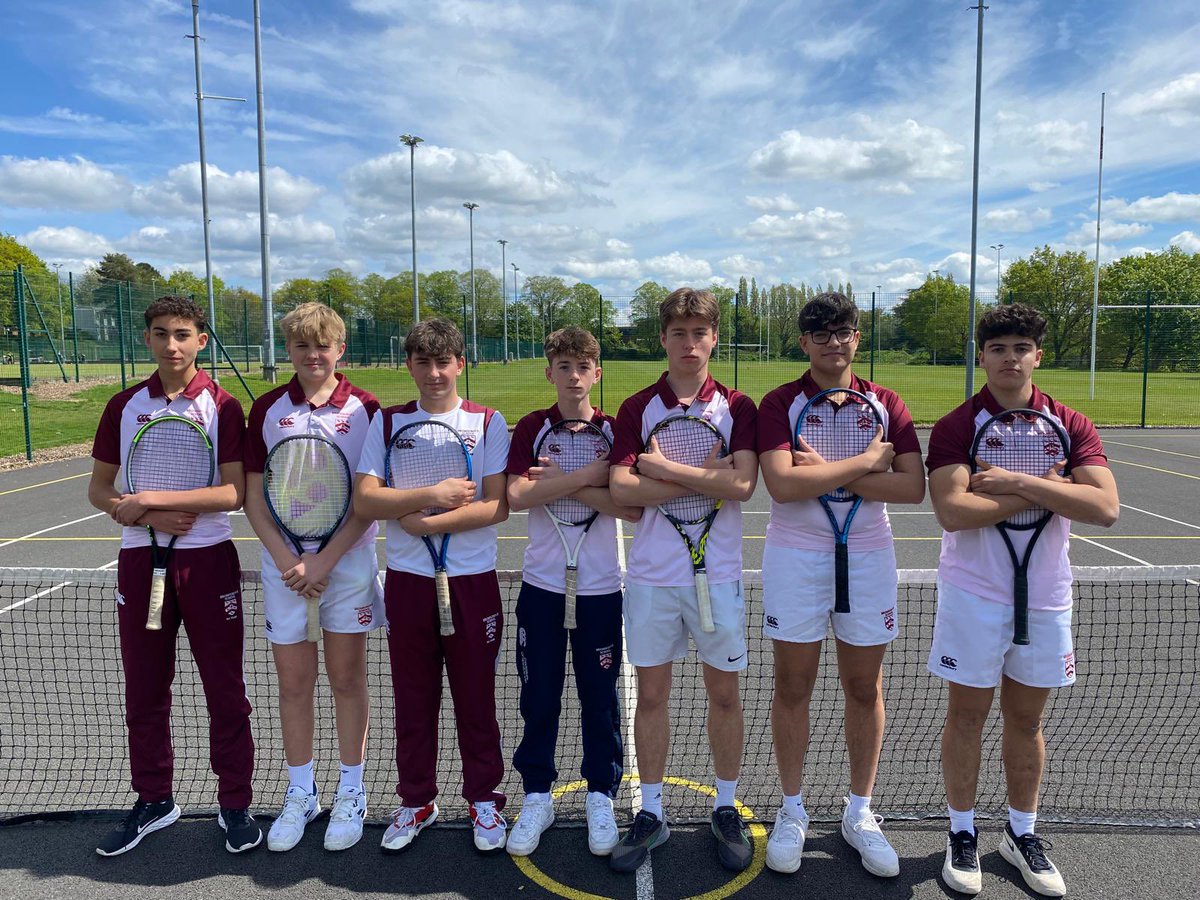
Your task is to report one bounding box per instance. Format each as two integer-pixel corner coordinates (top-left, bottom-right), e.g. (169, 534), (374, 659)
(1, 566), (1197, 826)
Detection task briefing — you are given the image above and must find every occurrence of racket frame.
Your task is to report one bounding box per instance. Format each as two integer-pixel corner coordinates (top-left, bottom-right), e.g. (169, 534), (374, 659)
(263, 434), (353, 643)
(125, 414), (216, 631)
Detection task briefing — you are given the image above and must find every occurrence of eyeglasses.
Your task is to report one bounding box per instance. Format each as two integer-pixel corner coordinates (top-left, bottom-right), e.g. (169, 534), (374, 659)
(806, 327), (858, 345)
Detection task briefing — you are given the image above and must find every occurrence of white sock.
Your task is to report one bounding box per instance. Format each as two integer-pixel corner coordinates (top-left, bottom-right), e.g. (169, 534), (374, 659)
(288, 760), (315, 794)
(524, 791), (552, 807)
(1009, 806), (1037, 837)
(640, 782), (664, 820)
(948, 805), (975, 834)
(338, 761), (364, 792)
(714, 777), (738, 810)
(847, 791), (872, 822)
(782, 792), (807, 820)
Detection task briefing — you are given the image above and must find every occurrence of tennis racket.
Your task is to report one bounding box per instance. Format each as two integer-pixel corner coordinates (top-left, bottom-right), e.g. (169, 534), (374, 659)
(646, 415), (728, 634)
(535, 418), (611, 630)
(263, 435), (353, 643)
(384, 420), (473, 637)
(125, 415), (216, 631)
(970, 408), (1072, 646)
(795, 387), (885, 615)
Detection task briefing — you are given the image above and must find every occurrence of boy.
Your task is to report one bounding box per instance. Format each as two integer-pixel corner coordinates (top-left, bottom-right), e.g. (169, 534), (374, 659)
(504, 327), (641, 858)
(354, 318), (512, 854)
(756, 291), (924, 877)
(927, 303), (1118, 897)
(608, 288), (758, 873)
(87, 295), (259, 855)
(243, 302), (384, 852)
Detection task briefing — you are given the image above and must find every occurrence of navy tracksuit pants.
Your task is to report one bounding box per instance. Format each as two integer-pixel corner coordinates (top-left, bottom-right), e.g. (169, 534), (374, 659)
(512, 581), (624, 797)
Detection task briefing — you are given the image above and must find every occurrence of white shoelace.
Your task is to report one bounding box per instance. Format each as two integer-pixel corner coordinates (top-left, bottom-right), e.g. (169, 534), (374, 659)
(772, 810), (807, 846)
(389, 806), (418, 829)
(850, 813), (890, 848)
(330, 790), (362, 823)
(276, 792), (311, 827)
(473, 803), (506, 830)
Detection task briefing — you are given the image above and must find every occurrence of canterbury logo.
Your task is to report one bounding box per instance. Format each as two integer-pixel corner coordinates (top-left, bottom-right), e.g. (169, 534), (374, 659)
(939, 655), (958, 670)
(806, 413), (823, 426)
(986, 436), (1003, 449)
(548, 442), (562, 454)
(136, 413), (152, 423)
(278, 416), (295, 428)
(394, 438), (415, 450)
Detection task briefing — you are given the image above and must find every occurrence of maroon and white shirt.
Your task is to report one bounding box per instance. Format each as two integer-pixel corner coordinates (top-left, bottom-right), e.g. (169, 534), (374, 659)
(245, 373), (380, 554)
(91, 369), (245, 550)
(757, 372), (921, 552)
(611, 373), (757, 587)
(926, 384), (1109, 611)
(357, 399), (510, 576)
(507, 406), (621, 595)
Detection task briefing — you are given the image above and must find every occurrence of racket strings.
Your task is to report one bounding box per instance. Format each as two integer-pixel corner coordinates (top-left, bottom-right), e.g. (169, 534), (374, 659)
(388, 423), (470, 515)
(976, 416), (1067, 527)
(539, 424), (609, 526)
(798, 397), (879, 500)
(266, 439), (350, 538)
(652, 419), (724, 524)
(128, 420), (212, 492)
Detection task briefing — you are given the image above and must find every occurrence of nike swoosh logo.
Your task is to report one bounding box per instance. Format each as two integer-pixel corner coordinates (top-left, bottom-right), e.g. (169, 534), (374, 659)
(727, 654), (745, 663)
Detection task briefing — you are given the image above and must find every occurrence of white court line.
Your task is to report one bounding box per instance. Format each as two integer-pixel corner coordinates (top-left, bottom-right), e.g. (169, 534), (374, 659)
(97, 559), (119, 570)
(0, 512), (106, 552)
(0, 581), (73, 615)
(1105, 440), (1200, 461)
(1120, 503), (1200, 532)
(1072, 535), (1152, 566)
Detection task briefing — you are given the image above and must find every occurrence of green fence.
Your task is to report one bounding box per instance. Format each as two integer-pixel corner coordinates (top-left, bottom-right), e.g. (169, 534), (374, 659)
(3, 269), (1198, 461)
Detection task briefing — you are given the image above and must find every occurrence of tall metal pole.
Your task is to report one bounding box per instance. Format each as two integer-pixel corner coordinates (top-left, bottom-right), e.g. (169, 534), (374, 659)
(990, 243), (1005, 296)
(400, 134), (423, 326)
(512, 264), (520, 359)
(69, 271), (79, 382)
(965, 2), (988, 398)
(1089, 92), (1106, 400)
(497, 239), (508, 362)
(253, 0), (276, 382)
(463, 202), (479, 364)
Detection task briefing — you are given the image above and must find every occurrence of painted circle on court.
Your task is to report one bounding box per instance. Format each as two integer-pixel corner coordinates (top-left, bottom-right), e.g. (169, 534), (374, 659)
(511, 774), (768, 900)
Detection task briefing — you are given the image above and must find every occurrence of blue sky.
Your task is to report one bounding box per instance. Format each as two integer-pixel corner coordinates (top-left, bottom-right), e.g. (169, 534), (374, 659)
(1, 0), (1197, 296)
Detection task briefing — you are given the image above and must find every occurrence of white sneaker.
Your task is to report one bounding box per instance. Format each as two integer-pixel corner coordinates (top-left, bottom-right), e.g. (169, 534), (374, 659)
(999, 824), (1066, 897)
(267, 785), (320, 852)
(766, 806), (810, 874)
(381, 801), (438, 853)
(470, 801), (508, 853)
(506, 795), (554, 856)
(943, 829), (982, 895)
(324, 785), (366, 851)
(841, 802), (900, 877)
(585, 792), (619, 856)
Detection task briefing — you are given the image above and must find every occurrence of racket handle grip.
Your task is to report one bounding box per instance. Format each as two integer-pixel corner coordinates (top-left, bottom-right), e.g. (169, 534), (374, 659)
(834, 543), (851, 614)
(145, 568), (166, 631)
(564, 568), (578, 630)
(435, 570), (455, 637)
(1013, 574), (1031, 646)
(696, 571), (716, 633)
(306, 596), (321, 643)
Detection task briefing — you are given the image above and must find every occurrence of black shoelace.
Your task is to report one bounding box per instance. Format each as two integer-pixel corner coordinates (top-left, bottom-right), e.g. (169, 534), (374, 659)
(118, 800), (151, 829)
(627, 810), (661, 842)
(950, 830), (978, 869)
(713, 808), (746, 842)
(1013, 832), (1054, 872)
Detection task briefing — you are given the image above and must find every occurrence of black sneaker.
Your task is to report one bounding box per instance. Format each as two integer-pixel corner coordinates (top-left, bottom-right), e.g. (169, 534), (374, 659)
(711, 806), (752, 872)
(96, 798), (181, 856)
(941, 828), (981, 895)
(218, 807), (263, 854)
(609, 810), (669, 872)
(998, 823), (1066, 897)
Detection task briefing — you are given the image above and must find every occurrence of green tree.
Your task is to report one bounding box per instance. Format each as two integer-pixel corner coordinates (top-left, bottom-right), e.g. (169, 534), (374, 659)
(165, 269), (227, 300)
(95, 253), (139, 283)
(273, 278), (323, 315)
(524, 275), (572, 339)
(629, 281), (669, 351)
(321, 268), (360, 319)
(895, 274), (972, 364)
(0, 234), (49, 275)
(134, 262), (164, 285)
(1098, 246), (1200, 372)
(1001, 245), (1094, 366)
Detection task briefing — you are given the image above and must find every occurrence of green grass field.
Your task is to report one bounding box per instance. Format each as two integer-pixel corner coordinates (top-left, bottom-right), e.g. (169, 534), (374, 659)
(3, 358), (1198, 458)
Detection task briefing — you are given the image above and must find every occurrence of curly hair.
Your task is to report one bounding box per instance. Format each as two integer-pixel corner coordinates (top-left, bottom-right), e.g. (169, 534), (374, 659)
(977, 302), (1046, 347)
(143, 295), (207, 331)
(544, 326), (600, 364)
(798, 291), (858, 334)
(404, 318), (465, 358)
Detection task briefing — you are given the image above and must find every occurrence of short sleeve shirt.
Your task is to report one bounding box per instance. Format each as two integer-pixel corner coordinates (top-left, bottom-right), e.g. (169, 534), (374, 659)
(506, 406), (620, 595)
(926, 384), (1109, 610)
(357, 399), (510, 576)
(610, 372), (757, 587)
(757, 371), (922, 551)
(91, 369), (245, 550)
(245, 373), (380, 554)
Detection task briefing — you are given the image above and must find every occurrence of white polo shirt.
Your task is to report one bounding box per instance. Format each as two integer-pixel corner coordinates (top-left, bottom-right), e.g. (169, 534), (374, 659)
(357, 398), (510, 576)
(610, 372), (757, 587)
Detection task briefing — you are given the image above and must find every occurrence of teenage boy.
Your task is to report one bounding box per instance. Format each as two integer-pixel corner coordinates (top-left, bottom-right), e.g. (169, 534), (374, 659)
(927, 303), (1118, 897)
(608, 288), (758, 873)
(354, 318), (512, 854)
(504, 327), (641, 858)
(88, 296), (259, 855)
(243, 302), (384, 852)
(757, 291), (924, 877)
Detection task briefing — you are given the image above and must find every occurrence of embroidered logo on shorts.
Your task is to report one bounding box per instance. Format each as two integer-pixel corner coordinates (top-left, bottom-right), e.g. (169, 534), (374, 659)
(116, 590), (125, 607)
(220, 591), (240, 620)
(765, 615), (779, 629)
(356, 605), (373, 626)
(881, 606), (896, 631)
(597, 644), (614, 670)
(1063, 651), (1076, 679)
(483, 613), (500, 644)
(517, 626), (527, 648)
(265, 617), (274, 633)
(939, 655), (958, 670)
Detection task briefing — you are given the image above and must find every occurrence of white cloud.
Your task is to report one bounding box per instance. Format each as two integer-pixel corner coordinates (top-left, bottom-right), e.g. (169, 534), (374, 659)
(743, 207), (852, 242)
(996, 112), (1089, 161)
(983, 207), (1053, 232)
(19, 225), (112, 260)
(0, 156), (129, 211)
(129, 163), (322, 218)
(1028, 181), (1061, 193)
(1106, 192), (1200, 223)
(1120, 72), (1200, 123)
(643, 252), (712, 283)
(561, 257), (642, 280)
(718, 255), (767, 277)
(1066, 220), (1152, 245)
(746, 194), (799, 212)
(1168, 230), (1200, 253)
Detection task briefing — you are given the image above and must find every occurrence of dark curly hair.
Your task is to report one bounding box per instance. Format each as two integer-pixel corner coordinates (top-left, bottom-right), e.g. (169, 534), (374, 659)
(144, 295), (207, 331)
(977, 302), (1046, 347)
(798, 291), (858, 334)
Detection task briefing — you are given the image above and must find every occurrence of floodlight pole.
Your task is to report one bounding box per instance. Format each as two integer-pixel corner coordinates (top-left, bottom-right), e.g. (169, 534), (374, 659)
(189, 0), (245, 376)
(253, 0), (276, 383)
(52, 263), (64, 350)
(464, 202), (479, 364)
(400, 134), (423, 326)
(497, 239), (508, 362)
(1089, 92), (1106, 400)
(965, 2), (988, 398)
(512, 264), (520, 359)
(989, 243), (1005, 296)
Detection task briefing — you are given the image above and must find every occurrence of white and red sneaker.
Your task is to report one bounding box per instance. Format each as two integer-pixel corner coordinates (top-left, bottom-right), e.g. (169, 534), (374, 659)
(469, 801), (507, 853)
(380, 801), (438, 853)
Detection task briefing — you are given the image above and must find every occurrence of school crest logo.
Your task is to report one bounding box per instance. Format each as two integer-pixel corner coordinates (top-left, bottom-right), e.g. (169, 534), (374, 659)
(221, 591), (240, 620)
(597, 644), (614, 670)
(1043, 439), (1062, 458)
(881, 606), (896, 631)
(858, 413), (875, 430)
(1063, 651), (1076, 679)
(461, 430), (480, 452)
(483, 612), (500, 644)
(356, 605), (373, 626)
(335, 416), (351, 435)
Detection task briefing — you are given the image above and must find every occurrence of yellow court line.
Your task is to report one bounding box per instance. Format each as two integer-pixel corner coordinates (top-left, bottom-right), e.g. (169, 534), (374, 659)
(1105, 440), (1200, 461)
(1108, 458), (1200, 480)
(0, 472), (90, 497)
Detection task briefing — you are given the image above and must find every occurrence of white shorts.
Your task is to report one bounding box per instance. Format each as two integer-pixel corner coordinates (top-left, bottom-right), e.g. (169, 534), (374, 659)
(623, 580), (747, 672)
(262, 541), (385, 645)
(927, 578), (1076, 689)
(762, 542), (900, 646)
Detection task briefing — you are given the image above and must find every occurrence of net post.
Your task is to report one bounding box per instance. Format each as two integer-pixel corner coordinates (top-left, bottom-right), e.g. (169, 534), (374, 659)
(870, 290), (877, 382)
(125, 281), (137, 378)
(598, 291), (605, 411)
(734, 286), (740, 389)
(461, 293), (470, 400)
(1141, 289), (1151, 428)
(115, 281), (127, 390)
(69, 272), (79, 383)
(14, 266), (33, 461)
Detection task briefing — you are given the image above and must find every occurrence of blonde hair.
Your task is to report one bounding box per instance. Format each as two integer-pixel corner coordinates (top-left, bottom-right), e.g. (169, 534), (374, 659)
(544, 326), (600, 364)
(659, 287), (719, 333)
(280, 302), (346, 345)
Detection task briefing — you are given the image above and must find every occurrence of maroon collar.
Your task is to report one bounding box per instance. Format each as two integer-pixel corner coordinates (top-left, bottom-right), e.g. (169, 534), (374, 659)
(286, 372), (352, 409)
(654, 371), (717, 410)
(978, 382), (1046, 416)
(147, 367), (212, 400)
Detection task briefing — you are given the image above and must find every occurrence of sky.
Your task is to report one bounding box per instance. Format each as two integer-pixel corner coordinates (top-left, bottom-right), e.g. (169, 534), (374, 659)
(1, 0), (1198, 298)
